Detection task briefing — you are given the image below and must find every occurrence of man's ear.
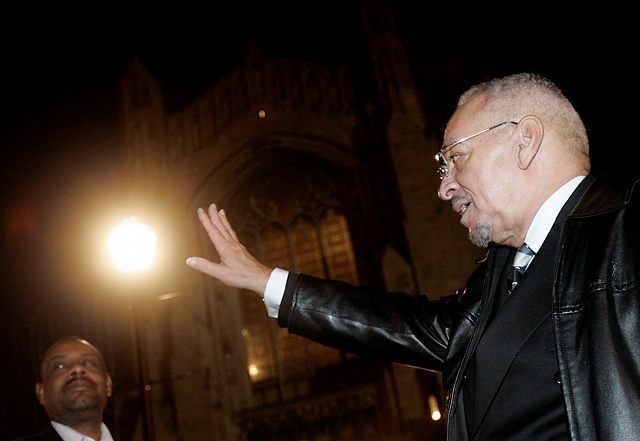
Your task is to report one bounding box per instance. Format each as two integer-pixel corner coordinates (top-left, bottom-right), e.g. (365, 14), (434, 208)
(515, 115), (544, 169)
(35, 382), (45, 405)
(106, 374), (113, 398)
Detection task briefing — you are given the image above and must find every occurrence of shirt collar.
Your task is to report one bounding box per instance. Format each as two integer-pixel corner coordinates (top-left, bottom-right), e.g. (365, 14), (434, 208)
(524, 175), (586, 254)
(51, 421), (114, 441)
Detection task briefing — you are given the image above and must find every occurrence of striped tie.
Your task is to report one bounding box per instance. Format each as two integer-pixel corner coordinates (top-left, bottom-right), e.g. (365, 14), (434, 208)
(507, 243), (536, 294)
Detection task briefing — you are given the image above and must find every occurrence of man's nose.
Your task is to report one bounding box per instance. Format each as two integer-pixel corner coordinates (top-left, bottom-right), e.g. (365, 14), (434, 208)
(68, 361), (87, 376)
(438, 174), (458, 200)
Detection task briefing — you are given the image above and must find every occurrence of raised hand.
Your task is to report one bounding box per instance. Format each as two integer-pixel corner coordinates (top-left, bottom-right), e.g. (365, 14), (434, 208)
(186, 203), (273, 296)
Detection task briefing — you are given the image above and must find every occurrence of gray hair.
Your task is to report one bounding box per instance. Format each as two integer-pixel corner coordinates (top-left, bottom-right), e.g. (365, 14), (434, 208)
(458, 73), (589, 161)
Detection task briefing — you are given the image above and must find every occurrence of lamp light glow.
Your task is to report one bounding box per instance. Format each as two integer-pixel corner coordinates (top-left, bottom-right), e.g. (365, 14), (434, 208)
(108, 217), (157, 272)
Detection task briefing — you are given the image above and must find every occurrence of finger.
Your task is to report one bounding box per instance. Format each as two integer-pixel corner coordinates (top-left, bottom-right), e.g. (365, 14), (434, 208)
(197, 207), (228, 246)
(206, 204), (234, 241)
(218, 209), (239, 241)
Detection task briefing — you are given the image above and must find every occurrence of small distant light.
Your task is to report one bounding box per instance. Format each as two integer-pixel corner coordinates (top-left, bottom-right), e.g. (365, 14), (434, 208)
(428, 395), (441, 421)
(248, 364), (259, 376)
(258, 109), (266, 118)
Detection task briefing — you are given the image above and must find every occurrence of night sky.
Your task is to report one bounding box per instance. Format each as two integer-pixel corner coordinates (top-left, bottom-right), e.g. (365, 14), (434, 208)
(2, 4), (631, 188)
(0, 2), (633, 433)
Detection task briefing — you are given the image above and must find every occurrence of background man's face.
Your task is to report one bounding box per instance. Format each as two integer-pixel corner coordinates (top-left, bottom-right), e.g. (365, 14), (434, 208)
(35, 339), (112, 424)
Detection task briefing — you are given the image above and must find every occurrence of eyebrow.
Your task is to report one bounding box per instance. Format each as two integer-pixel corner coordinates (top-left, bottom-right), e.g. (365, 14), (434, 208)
(45, 352), (100, 366)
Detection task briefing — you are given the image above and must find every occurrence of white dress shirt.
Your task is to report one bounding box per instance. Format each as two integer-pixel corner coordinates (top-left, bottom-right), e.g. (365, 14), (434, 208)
(51, 421), (115, 441)
(523, 175), (585, 255)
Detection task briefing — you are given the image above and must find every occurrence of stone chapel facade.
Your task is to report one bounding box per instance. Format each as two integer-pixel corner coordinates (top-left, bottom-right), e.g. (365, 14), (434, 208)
(113, 1), (481, 439)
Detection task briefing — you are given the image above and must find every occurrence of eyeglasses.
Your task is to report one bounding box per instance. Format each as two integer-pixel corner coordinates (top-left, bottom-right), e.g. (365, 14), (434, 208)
(435, 120), (518, 179)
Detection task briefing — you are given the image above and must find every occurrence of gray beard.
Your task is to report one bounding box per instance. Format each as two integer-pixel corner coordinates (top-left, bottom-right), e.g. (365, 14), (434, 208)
(469, 222), (491, 248)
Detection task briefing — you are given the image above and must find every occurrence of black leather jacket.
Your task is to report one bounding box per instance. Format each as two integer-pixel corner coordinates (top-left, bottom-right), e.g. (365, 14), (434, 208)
(278, 173), (640, 441)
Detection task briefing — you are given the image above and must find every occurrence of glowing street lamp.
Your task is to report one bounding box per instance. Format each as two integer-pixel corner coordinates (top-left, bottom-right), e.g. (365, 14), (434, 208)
(108, 217), (157, 272)
(109, 217), (157, 441)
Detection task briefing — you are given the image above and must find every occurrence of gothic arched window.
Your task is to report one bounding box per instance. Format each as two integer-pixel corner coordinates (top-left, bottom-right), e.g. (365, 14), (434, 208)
(227, 151), (361, 403)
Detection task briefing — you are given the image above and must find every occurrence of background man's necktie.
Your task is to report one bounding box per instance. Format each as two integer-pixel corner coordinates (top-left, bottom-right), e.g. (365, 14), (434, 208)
(507, 243), (536, 294)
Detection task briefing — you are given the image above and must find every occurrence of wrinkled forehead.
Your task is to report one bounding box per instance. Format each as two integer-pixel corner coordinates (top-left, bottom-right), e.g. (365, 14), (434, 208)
(443, 95), (488, 144)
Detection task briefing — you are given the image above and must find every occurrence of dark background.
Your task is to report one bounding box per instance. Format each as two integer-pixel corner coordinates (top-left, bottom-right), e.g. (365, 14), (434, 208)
(0, 1), (633, 437)
(2, 5), (632, 201)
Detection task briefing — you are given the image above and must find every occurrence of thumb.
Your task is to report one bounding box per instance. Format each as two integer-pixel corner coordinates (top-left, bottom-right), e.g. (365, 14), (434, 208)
(186, 257), (217, 275)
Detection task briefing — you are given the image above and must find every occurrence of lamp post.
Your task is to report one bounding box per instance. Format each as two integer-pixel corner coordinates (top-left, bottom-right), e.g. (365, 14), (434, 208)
(108, 217), (157, 441)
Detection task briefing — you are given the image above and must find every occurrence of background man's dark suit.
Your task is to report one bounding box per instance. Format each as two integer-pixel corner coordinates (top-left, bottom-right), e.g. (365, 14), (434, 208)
(9, 425), (63, 441)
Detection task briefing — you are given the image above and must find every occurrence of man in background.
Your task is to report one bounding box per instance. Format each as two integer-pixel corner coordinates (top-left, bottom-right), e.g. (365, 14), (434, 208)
(10, 336), (114, 441)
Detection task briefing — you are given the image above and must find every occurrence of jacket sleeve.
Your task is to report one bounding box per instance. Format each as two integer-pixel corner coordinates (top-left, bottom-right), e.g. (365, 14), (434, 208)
(276, 263), (486, 373)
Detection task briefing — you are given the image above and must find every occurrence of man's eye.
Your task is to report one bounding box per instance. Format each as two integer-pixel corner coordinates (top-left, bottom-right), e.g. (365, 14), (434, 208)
(448, 154), (459, 164)
(83, 359), (101, 370)
(52, 363), (66, 371)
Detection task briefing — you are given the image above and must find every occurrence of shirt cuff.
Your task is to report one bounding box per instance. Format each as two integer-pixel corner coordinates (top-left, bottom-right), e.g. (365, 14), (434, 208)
(263, 267), (288, 318)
